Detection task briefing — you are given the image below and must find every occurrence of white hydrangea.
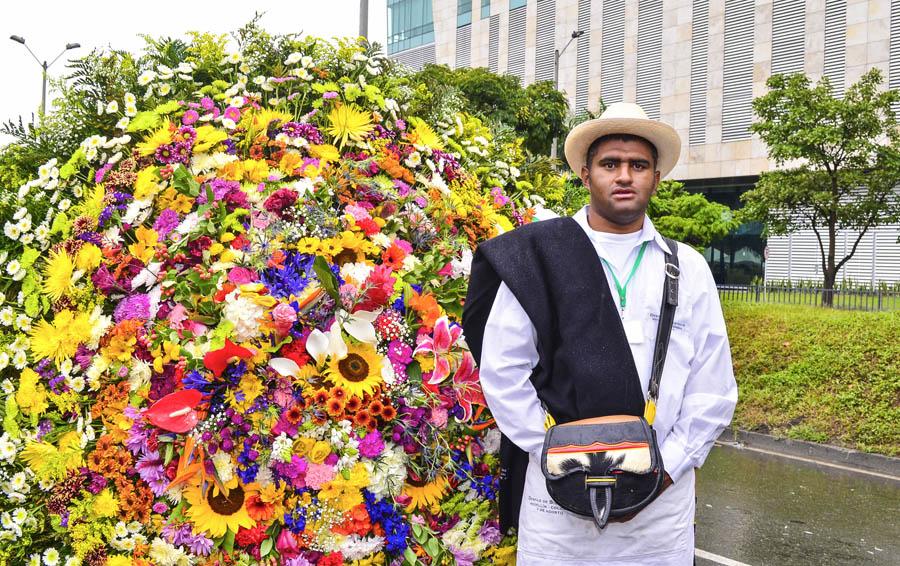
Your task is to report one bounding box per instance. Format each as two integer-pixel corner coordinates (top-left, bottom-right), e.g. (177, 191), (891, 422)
(222, 292), (264, 341)
(364, 443), (408, 499)
(211, 451), (234, 483)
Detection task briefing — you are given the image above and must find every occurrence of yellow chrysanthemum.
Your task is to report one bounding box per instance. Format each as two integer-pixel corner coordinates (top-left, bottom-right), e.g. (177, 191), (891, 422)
(133, 166), (162, 200)
(42, 249), (78, 301)
(183, 479), (256, 538)
(75, 243), (103, 271)
(318, 462), (369, 511)
(16, 368), (48, 417)
(309, 144), (340, 164)
(136, 120), (174, 156)
(80, 184), (106, 219)
(325, 104), (373, 148)
(193, 125), (228, 153)
(407, 117), (444, 150)
(19, 431), (84, 483)
(325, 342), (383, 399)
(106, 557), (133, 566)
(401, 475), (450, 512)
(91, 488), (120, 519)
(30, 309), (92, 363)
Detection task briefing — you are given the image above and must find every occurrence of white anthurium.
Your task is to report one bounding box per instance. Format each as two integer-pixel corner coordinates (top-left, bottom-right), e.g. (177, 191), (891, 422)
(306, 320), (347, 365)
(269, 357), (301, 378)
(305, 309), (381, 365)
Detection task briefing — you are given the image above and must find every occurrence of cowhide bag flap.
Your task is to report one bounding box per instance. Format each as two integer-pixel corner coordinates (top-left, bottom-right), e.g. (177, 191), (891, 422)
(540, 415), (664, 530)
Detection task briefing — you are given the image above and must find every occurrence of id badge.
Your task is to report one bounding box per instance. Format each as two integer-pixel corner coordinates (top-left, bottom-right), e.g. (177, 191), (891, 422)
(623, 319), (644, 344)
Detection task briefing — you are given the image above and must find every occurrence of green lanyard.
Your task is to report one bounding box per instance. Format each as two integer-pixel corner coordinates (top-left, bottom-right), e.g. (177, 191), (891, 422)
(600, 241), (649, 312)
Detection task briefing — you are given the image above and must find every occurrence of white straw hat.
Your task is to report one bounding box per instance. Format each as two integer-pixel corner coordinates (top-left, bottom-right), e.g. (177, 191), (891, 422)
(564, 102), (682, 178)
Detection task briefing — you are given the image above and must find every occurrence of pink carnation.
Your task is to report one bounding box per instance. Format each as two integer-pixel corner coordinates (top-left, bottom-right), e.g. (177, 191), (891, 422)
(304, 463), (336, 490)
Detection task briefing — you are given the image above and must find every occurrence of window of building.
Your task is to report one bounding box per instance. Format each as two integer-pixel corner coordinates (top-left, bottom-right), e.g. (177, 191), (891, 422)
(458, 0), (473, 27)
(387, 0), (435, 54)
(482, 0), (491, 19)
(510, 0), (527, 9)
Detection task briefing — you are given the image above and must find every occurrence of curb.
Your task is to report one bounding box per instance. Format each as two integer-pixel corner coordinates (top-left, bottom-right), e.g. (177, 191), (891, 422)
(716, 428), (900, 479)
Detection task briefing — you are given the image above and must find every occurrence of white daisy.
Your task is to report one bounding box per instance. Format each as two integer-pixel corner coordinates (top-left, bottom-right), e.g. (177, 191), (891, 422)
(42, 547), (60, 566)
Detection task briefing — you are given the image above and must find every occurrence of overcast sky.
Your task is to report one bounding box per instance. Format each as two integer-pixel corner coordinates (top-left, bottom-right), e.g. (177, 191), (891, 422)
(1, 0), (388, 147)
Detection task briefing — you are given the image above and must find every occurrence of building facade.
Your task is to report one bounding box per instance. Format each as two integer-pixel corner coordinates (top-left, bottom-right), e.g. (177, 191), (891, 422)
(387, 0), (900, 286)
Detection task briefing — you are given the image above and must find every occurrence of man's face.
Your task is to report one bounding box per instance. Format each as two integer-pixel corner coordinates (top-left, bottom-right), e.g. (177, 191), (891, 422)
(580, 137), (660, 231)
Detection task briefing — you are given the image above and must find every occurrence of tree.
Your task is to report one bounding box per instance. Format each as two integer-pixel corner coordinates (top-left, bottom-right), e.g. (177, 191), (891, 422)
(408, 65), (568, 157)
(744, 69), (900, 305)
(648, 180), (740, 251)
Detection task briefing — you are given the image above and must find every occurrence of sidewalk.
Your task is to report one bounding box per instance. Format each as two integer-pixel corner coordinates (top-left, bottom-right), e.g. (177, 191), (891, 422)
(717, 428), (900, 481)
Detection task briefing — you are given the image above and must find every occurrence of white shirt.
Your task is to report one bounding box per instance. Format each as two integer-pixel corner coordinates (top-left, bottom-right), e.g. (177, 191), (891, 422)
(478, 207), (738, 565)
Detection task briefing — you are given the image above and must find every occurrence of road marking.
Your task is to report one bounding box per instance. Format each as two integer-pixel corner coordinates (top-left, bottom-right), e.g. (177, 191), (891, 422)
(695, 548), (753, 566)
(715, 441), (900, 483)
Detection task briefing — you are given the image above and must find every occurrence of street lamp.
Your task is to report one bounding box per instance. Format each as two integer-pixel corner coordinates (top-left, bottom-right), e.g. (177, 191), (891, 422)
(9, 35), (81, 117)
(551, 30), (584, 160)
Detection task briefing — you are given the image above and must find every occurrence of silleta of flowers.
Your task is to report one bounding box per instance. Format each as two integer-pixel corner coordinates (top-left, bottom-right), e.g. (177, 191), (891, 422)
(0, 36), (534, 565)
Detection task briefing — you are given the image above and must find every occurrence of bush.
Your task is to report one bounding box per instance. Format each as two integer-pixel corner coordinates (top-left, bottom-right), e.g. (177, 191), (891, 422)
(724, 301), (899, 455)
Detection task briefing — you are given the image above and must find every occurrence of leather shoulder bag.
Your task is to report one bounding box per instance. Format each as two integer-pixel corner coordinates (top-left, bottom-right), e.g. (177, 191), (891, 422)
(540, 237), (680, 530)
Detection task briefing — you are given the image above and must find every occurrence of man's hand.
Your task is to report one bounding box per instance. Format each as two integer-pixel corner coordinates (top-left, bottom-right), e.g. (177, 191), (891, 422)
(606, 472), (673, 524)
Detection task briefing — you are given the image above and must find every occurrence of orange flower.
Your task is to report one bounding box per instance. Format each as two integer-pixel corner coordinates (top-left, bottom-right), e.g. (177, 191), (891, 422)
(245, 493), (276, 522)
(326, 398), (345, 417)
(368, 399), (384, 416)
(381, 243), (407, 270)
(408, 291), (443, 330)
(380, 405), (397, 422)
(328, 386), (347, 403)
(344, 396), (362, 413)
(354, 410), (372, 429)
(313, 390), (329, 406)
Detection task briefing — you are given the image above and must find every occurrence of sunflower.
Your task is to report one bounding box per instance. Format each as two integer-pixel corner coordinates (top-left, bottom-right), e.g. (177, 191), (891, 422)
(325, 343), (383, 399)
(184, 479), (256, 538)
(401, 474), (450, 512)
(325, 104), (374, 148)
(42, 249), (78, 301)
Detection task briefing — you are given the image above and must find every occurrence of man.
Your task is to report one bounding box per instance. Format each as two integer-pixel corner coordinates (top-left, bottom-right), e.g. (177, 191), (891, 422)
(463, 103), (737, 565)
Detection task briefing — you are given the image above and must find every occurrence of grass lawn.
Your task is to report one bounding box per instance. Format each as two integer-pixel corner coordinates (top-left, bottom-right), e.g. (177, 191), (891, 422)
(723, 301), (899, 456)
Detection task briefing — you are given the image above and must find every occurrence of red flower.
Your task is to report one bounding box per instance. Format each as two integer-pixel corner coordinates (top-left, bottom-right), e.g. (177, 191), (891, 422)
(235, 523), (269, 547)
(279, 337), (311, 368)
(357, 265), (396, 312)
(203, 339), (254, 377)
(318, 552), (344, 566)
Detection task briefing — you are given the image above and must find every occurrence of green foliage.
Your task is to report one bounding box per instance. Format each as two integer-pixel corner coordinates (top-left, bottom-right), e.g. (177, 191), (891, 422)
(744, 70), (900, 296)
(408, 65), (569, 157)
(648, 180), (740, 250)
(724, 301), (899, 455)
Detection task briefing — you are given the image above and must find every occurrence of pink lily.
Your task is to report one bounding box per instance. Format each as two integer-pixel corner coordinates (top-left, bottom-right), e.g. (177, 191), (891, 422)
(452, 351), (486, 422)
(413, 316), (464, 385)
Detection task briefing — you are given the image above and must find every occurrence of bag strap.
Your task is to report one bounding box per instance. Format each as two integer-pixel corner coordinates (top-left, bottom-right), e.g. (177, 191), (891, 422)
(643, 237), (680, 425)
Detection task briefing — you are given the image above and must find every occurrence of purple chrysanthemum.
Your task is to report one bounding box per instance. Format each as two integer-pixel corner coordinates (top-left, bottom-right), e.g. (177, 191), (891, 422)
(153, 208), (180, 239)
(114, 293), (151, 322)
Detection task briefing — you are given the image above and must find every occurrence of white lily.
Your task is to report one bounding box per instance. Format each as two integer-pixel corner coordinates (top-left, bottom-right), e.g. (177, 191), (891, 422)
(305, 308), (381, 365)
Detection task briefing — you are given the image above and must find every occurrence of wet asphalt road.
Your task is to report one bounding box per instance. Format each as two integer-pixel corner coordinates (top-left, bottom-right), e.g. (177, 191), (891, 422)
(694, 444), (900, 566)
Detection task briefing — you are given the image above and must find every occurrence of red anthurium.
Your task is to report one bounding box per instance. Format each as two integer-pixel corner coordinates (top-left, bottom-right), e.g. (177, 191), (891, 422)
(145, 389), (204, 433)
(204, 339), (255, 377)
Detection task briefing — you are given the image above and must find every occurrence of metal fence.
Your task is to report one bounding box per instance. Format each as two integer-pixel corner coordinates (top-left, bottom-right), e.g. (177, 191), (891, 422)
(717, 285), (900, 311)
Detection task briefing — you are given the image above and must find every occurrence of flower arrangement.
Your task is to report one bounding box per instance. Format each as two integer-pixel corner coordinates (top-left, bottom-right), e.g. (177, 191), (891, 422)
(0, 33), (536, 565)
